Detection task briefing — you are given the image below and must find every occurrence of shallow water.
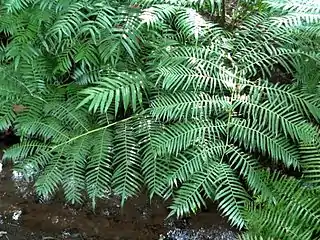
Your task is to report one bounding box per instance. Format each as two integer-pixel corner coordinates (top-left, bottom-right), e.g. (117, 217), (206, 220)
(0, 145), (238, 240)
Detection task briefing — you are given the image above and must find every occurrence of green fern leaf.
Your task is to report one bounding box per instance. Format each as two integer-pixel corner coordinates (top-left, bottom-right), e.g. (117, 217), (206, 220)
(78, 71), (145, 115)
(230, 118), (300, 168)
(153, 119), (227, 156)
(226, 145), (272, 198)
(136, 118), (169, 198)
(34, 153), (64, 198)
(236, 96), (318, 143)
(151, 92), (230, 121)
(299, 143), (320, 187)
(86, 128), (113, 208)
(0, 102), (16, 131)
(62, 138), (89, 204)
(112, 121), (143, 205)
(168, 140), (225, 187)
(168, 162), (220, 218)
(3, 140), (50, 163)
(214, 163), (249, 228)
(254, 82), (320, 123)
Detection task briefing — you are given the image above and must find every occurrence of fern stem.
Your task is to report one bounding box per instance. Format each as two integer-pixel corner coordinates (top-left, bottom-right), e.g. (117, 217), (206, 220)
(221, 62), (238, 163)
(220, 0), (226, 26)
(51, 111), (146, 151)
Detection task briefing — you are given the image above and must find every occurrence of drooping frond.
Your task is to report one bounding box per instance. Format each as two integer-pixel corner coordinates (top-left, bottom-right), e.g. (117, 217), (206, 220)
(111, 121), (143, 205)
(135, 117), (169, 198)
(214, 163), (249, 228)
(34, 153), (64, 198)
(265, 0), (320, 13)
(168, 140), (225, 186)
(168, 161), (220, 217)
(0, 102), (16, 131)
(62, 138), (89, 204)
(226, 145), (272, 198)
(169, 162), (249, 228)
(252, 82), (320, 123)
(86, 129), (113, 208)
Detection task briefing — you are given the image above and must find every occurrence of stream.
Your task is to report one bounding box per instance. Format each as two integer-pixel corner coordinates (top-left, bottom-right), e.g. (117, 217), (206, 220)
(0, 140), (238, 240)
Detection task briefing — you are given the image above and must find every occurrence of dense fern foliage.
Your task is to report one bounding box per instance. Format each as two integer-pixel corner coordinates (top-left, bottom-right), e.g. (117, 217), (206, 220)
(0, 0), (319, 232)
(239, 171), (320, 240)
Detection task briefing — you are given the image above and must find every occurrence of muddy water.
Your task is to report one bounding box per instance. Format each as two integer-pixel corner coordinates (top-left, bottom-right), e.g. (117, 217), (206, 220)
(0, 148), (238, 239)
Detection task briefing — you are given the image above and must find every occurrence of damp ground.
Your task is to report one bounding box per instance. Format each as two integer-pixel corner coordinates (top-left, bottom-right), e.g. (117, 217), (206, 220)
(0, 147), (238, 240)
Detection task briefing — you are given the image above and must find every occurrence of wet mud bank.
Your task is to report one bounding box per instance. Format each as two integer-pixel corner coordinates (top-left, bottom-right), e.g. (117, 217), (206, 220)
(0, 143), (238, 240)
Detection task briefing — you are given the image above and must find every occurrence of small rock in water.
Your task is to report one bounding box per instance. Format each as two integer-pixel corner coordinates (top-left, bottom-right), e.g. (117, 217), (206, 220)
(12, 210), (22, 221)
(61, 228), (82, 239)
(11, 170), (24, 181)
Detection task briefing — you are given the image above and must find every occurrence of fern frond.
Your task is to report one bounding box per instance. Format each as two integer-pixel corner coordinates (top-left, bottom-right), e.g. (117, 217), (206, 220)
(168, 140), (226, 187)
(226, 145), (272, 198)
(15, 151), (53, 179)
(151, 92), (230, 121)
(265, 0), (320, 13)
(242, 173), (320, 240)
(44, 96), (90, 132)
(168, 162), (220, 218)
(17, 116), (70, 143)
(111, 121), (143, 205)
(155, 46), (232, 92)
(214, 163), (249, 228)
(153, 119), (227, 156)
(3, 140), (50, 163)
(169, 162), (248, 228)
(34, 153), (64, 198)
(136, 118), (168, 198)
(0, 102), (16, 131)
(78, 71), (145, 115)
(237, 47), (300, 78)
(139, 4), (178, 28)
(270, 13), (320, 27)
(3, 0), (34, 13)
(86, 128), (113, 208)
(62, 138), (89, 204)
(79, 2), (115, 43)
(252, 82), (320, 123)
(175, 8), (211, 40)
(48, 2), (86, 41)
(73, 41), (100, 68)
(230, 119), (300, 168)
(300, 143), (320, 188)
(72, 65), (111, 85)
(236, 96), (318, 143)
(0, 65), (32, 100)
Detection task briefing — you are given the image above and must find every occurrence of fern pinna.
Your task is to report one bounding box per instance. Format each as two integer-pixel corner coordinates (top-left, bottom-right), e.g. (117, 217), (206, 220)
(239, 171), (320, 240)
(0, 0), (319, 231)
